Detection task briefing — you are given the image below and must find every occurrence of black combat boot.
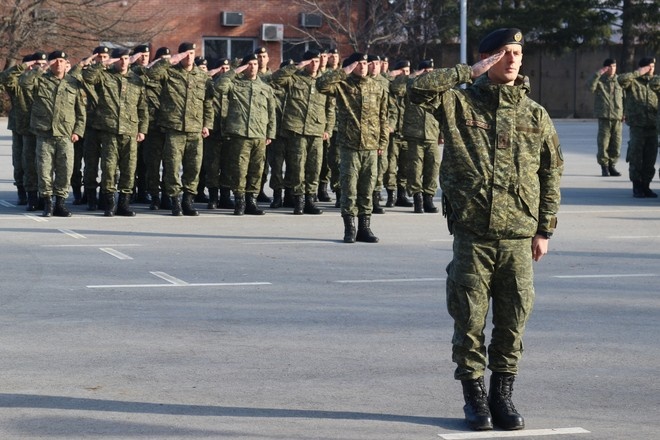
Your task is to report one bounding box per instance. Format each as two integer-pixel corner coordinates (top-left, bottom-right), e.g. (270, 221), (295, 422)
(488, 373), (525, 430)
(53, 196), (72, 217)
(304, 194), (323, 214)
(600, 164), (609, 176)
(270, 189), (283, 208)
(86, 188), (98, 211)
(395, 185), (413, 207)
(72, 185), (83, 205)
(219, 187), (235, 209)
(116, 193), (136, 217)
(317, 182), (331, 202)
(342, 215), (356, 243)
(161, 192), (172, 209)
(233, 194), (246, 216)
(42, 196), (53, 217)
(245, 193), (264, 215)
(17, 186), (27, 205)
(104, 193), (116, 217)
(423, 193), (439, 213)
(182, 192), (199, 216)
(372, 191), (384, 214)
(642, 182), (657, 198)
(257, 183), (271, 203)
(27, 191), (39, 211)
(632, 181), (645, 198)
(608, 164), (621, 176)
(207, 187), (219, 209)
(293, 195), (304, 215)
(356, 215), (379, 243)
(461, 377), (493, 431)
(413, 192), (424, 213)
(171, 195), (183, 216)
(149, 193), (161, 210)
(283, 188), (295, 208)
(385, 189), (395, 207)
(334, 188), (341, 208)
(194, 191), (209, 204)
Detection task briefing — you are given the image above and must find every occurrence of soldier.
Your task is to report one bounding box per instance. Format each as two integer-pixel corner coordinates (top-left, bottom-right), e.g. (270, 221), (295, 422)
(410, 29), (563, 431)
(367, 54), (391, 214)
(193, 55), (211, 204)
(254, 46), (274, 204)
(587, 58), (624, 177)
(22, 50), (86, 217)
(618, 57), (658, 198)
(214, 53), (277, 215)
(404, 59), (440, 214)
(82, 48), (149, 217)
(271, 50), (335, 215)
(384, 59), (413, 208)
(316, 53), (389, 243)
(322, 47), (341, 206)
(147, 42), (215, 216)
(130, 44), (151, 204)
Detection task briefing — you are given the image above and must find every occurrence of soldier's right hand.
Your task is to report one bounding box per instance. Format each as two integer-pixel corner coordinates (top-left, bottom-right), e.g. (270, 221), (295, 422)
(471, 50), (504, 78)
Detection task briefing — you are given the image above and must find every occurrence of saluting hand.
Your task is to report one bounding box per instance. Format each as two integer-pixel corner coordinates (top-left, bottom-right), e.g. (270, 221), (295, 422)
(471, 50), (504, 78)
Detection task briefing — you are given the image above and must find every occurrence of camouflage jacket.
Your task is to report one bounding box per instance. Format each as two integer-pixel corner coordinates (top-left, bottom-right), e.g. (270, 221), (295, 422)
(388, 75), (408, 134)
(649, 76), (660, 132)
(587, 73), (623, 120)
(0, 64), (31, 134)
(147, 60), (214, 133)
(270, 64), (335, 137)
(316, 69), (389, 151)
(82, 63), (149, 136)
(21, 70), (86, 139)
(402, 74), (440, 142)
(214, 70), (277, 140)
(410, 65), (563, 239)
(618, 72), (658, 128)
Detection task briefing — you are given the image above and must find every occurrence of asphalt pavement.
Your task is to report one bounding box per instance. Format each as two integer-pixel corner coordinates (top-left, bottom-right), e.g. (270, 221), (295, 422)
(0, 119), (658, 440)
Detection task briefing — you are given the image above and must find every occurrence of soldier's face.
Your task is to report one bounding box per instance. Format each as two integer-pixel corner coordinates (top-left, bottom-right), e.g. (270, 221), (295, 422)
(136, 53), (149, 66)
(180, 50), (195, 69)
(381, 60), (389, 72)
(115, 55), (130, 74)
(50, 58), (67, 76)
(648, 63), (655, 76)
(607, 64), (617, 76)
(257, 52), (269, 69)
(245, 60), (259, 79)
(219, 65), (230, 73)
(328, 54), (339, 68)
(487, 44), (522, 85)
(33, 61), (47, 71)
(368, 60), (381, 76)
(198, 64), (208, 72)
(305, 58), (320, 76)
(320, 53), (328, 67)
(353, 60), (368, 77)
(401, 66), (410, 75)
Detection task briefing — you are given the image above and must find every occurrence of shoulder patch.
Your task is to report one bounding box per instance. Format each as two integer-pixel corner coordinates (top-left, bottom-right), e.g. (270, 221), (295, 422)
(465, 119), (490, 130)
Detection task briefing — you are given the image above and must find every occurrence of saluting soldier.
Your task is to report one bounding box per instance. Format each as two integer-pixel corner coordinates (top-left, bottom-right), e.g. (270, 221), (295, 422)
(254, 46), (274, 204)
(367, 54), (391, 214)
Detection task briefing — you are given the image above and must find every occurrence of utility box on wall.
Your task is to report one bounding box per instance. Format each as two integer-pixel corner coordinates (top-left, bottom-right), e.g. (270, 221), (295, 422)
(261, 24), (284, 41)
(300, 13), (322, 28)
(221, 12), (244, 26)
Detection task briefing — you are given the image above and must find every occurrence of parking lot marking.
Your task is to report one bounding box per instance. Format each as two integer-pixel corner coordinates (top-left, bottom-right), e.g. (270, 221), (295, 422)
(438, 427), (590, 439)
(0, 200), (14, 207)
(554, 273), (658, 279)
(58, 229), (86, 239)
(42, 243), (141, 247)
(335, 277), (445, 284)
(86, 270), (272, 289)
(24, 214), (47, 222)
(151, 271), (189, 285)
(99, 247), (133, 260)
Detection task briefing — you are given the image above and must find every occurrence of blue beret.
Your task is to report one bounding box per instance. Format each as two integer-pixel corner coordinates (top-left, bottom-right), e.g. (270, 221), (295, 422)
(478, 28), (524, 54)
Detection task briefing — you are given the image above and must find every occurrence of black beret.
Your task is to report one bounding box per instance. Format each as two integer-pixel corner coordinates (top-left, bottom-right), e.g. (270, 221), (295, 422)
(381, 56), (389, 62)
(93, 46), (109, 55)
(218, 58), (230, 66)
(154, 47), (171, 59)
(603, 58), (616, 67)
(327, 47), (339, 55)
(47, 50), (67, 61)
(133, 44), (150, 54)
(367, 54), (381, 62)
(241, 53), (258, 66)
(342, 52), (367, 68)
(280, 59), (295, 68)
(418, 59), (434, 70)
(478, 28), (524, 54)
(178, 42), (196, 53)
(302, 50), (320, 61)
(22, 54), (33, 63)
(393, 60), (410, 70)
(111, 48), (130, 58)
(33, 52), (47, 62)
(254, 47), (268, 55)
(194, 56), (207, 66)
(638, 57), (656, 67)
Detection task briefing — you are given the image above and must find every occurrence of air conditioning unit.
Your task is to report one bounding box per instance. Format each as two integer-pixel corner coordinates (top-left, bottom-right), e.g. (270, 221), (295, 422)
(300, 13), (322, 28)
(221, 11), (244, 26)
(261, 24), (284, 41)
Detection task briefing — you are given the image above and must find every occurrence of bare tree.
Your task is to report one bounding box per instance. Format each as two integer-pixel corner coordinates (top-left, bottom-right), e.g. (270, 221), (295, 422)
(0, 0), (174, 68)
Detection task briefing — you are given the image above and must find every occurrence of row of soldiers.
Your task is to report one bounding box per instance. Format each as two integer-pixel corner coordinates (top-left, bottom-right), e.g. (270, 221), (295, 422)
(1, 42), (443, 240)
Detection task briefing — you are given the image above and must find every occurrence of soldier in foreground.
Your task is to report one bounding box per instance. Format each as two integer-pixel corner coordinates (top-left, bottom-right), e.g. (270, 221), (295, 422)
(411, 29), (563, 431)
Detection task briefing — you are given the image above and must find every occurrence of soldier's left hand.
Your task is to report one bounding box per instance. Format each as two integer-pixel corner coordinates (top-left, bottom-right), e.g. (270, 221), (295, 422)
(532, 235), (549, 261)
(137, 133), (146, 142)
(202, 128), (210, 138)
(71, 134), (80, 143)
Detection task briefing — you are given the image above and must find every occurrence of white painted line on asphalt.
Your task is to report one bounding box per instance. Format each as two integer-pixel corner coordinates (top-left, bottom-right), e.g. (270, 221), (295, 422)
(24, 214), (47, 222)
(0, 200), (14, 207)
(99, 247), (133, 260)
(438, 427), (590, 439)
(58, 229), (86, 239)
(609, 235), (660, 239)
(554, 273), (658, 279)
(151, 271), (189, 285)
(335, 277), (445, 284)
(41, 244), (141, 247)
(242, 240), (337, 245)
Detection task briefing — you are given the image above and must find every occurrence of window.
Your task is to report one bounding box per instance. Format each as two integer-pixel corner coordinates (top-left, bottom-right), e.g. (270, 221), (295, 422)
(203, 38), (256, 68)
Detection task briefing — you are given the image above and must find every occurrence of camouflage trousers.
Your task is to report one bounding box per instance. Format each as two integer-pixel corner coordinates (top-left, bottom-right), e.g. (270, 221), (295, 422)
(226, 136), (266, 195)
(407, 138), (440, 195)
(12, 131), (24, 189)
(383, 136), (408, 191)
(374, 137), (389, 191)
(319, 137), (331, 187)
(339, 147), (377, 217)
(446, 225), (535, 380)
(83, 128), (102, 192)
(268, 136), (287, 191)
(626, 125), (658, 183)
(143, 127), (167, 196)
(36, 135), (73, 198)
(328, 132), (340, 192)
(283, 131), (323, 196)
(596, 118), (622, 166)
(203, 132), (232, 190)
(163, 130), (203, 197)
(71, 137), (84, 190)
(22, 134), (38, 192)
(99, 131), (138, 194)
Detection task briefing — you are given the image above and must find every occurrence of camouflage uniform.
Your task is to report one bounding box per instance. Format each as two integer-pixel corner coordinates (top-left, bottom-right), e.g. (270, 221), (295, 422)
(618, 71), (658, 190)
(371, 73), (392, 199)
(411, 66), (563, 380)
(587, 72), (623, 169)
(271, 63), (335, 213)
(384, 74), (410, 205)
(82, 63), (148, 213)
